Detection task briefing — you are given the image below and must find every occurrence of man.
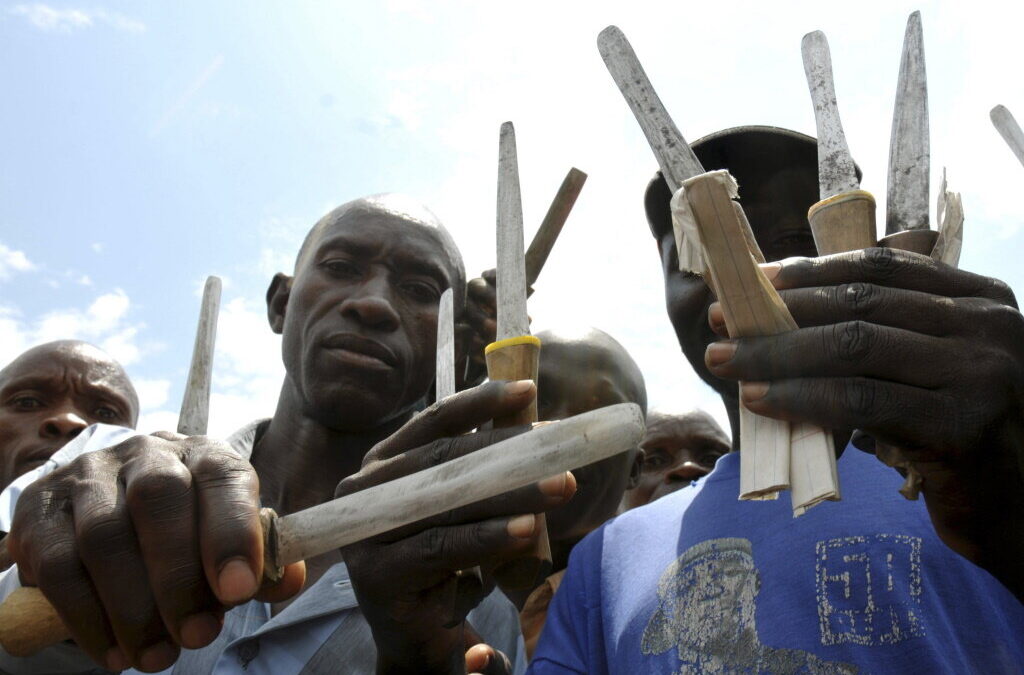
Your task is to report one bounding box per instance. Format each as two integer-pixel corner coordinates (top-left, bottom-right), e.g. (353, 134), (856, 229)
(0, 195), (569, 673)
(515, 327), (645, 657)
(531, 127), (1024, 672)
(619, 409), (730, 512)
(0, 340), (138, 493)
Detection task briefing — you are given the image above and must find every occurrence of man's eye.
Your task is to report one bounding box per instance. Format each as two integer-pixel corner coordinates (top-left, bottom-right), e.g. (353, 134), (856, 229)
(94, 406), (120, 421)
(403, 281), (440, 304)
(323, 259), (361, 277)
(11, 396), (44, 410)
(643, 450), (669, 471)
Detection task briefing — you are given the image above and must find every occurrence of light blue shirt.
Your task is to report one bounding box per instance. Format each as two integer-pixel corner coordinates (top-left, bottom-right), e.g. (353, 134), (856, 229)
(0, 422), (527, 674)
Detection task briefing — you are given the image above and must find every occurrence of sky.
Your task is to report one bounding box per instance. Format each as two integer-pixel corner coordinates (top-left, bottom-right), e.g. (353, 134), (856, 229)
(1, 0), (1023, 437)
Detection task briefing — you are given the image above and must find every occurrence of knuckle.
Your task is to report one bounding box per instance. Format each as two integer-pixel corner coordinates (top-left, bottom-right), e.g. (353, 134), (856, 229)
(77, 511), (134, 563)
(859, 247), (903, 281)
(842, 379), (885, 418)
(828, 320), (876, 362)
(425, 438), (455, 468)
(836, 282), (882, 316)
(125, 463), (193, 514)
(189, 450), (255, 491)
(34, 543), (86, 593)
(981, 276), (1017, 308)
(422, 527), (451, 566)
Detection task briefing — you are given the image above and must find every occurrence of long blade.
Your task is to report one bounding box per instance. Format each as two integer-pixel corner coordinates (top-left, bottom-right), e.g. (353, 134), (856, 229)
(524, 168), (587, 287)
(992, 105), (1024, 168)
(496, 122), (530, 339)
(597, 26), (704, 192)
(802, 30), (860, 199)
(178, 276), (221, 435)
(435, 288), (455, 401)
(886, 11), (930, 234)
(275, 403), (645, 565)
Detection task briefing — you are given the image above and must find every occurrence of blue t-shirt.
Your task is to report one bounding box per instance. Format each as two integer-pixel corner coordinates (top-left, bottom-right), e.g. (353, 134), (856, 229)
(530, 446), (1024, 674)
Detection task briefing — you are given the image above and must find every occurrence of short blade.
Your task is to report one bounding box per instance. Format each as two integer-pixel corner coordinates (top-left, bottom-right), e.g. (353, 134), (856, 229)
(886, 11), (930, 234)
(178, 276), (222, 435)
(274, 403), (645, 565)
(992, 105), (1024, 169)
(435, 288), (455, 401)
(524, 168), (587, 287)
(597, 26), (704, 192)
(496, 122), (530, 339)
(801, 30), (860, 199)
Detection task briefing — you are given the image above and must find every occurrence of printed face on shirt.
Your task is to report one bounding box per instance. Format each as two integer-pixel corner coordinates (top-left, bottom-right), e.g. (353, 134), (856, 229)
(0, 341), (138, 491)
(622, 410), (730, 510)
(270, 196), (464, 431)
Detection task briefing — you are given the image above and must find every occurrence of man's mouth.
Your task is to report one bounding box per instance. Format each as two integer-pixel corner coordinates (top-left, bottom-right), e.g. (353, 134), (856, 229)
(322, 334), (399, 371)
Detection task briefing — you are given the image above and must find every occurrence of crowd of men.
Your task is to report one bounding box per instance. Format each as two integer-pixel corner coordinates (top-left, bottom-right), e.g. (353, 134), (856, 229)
(0, 121), (1022, 672)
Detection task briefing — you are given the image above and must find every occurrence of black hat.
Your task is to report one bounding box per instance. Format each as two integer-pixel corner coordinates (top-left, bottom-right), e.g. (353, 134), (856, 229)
(643, 125), (862, 239)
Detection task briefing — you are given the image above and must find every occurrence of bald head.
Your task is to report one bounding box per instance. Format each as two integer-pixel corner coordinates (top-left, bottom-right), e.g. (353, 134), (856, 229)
(0, 340), (138, 490)
(535, 326), (647, 544)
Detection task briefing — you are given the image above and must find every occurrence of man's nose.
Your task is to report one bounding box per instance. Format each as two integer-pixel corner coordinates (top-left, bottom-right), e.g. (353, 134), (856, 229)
(338, 275), (401, 331)
(665, 461), (709, 484)
(39, 410), (89, 441)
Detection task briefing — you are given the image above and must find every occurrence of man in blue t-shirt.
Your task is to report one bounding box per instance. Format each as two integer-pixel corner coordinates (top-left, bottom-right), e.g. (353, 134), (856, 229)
(530, 127), (1024, 673)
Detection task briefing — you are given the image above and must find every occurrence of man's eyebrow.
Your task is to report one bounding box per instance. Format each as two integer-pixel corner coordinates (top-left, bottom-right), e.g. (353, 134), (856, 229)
(315, 235), (452, 286)
(0, 376), (61, 396)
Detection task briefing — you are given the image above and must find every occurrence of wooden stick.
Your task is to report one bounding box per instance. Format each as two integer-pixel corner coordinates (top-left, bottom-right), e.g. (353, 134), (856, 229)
(177, 276), (222, 436)
(524, 168), (588, 287)
(991, 104), (1024, 169)
(0, 403), (646, 657)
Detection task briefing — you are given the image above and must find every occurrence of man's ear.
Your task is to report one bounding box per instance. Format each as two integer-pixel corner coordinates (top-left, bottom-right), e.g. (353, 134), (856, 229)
(626, 448), (645, 490)
(266, 273), (293, 334)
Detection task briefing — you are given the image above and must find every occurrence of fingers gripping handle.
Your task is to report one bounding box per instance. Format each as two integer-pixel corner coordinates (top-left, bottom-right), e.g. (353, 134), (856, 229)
(0, 508), (284, 657)
(485, 336), (552, 590)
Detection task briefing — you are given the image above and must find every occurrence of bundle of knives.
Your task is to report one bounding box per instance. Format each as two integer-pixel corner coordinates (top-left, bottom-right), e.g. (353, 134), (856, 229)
(597, 12), (966, 514)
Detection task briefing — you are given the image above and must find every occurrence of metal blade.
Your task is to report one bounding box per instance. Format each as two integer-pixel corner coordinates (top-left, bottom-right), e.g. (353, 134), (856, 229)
(801, 30), (861, 199)
(886, 11), (930, 234)
(275, 403), (645, 565)
(496, 122), (530, 339)
(435, 288), (455, 401)
(524, 167), (587, 287)
(597, 26), (704, 192)
(991, 105), (1024, 169)
(177, 276), (221, 435)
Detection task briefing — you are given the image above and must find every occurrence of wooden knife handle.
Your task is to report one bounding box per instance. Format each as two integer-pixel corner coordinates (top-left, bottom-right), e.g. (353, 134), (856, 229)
(0, 508), (282, 657)
(807, 190), (878, 255)
(484, 336), (552, 590)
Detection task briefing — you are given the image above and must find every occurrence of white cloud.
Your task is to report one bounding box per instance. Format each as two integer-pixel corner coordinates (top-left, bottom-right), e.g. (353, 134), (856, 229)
(133, 377), (171, 409)
(9, 4), (144, 33)
(0, 243), (35, 280)
(90, 242), (104, 254)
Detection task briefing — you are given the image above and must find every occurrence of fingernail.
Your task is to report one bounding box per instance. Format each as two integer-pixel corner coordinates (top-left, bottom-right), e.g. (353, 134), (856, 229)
(759, 262), (782, 282)
(538, 472), (567, 496)
(741, 381), (770, 402)
(505, 380), (534, 396)
(708, 303), (725, 329)
(139, 641), (178, 672)
(217, 558), (258, 604)
(106, 646), (129, 672)
(507, 514), (536, 538)
(180, 612), (221, 649)
(705, 341), (736, 367)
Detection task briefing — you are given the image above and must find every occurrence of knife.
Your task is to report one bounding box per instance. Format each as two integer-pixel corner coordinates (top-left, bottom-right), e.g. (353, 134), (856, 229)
(801, 30), (879, 255)
(0, 403), (646, 656)
(991, 104), (1024, 169)
(177, 276), (222, 436)
(485, 121), (550, 589)
(877, 11), (939, 254)
(524, 168), (588, 288)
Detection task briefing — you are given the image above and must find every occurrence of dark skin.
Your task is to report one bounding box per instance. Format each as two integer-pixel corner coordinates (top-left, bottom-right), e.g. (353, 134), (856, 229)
(533, 328), (643, 573)
(650, 157), (1024, 602)
(0, 340), (138, 492)
(620, 410), (730, 511)
(7, 196), (562, 673)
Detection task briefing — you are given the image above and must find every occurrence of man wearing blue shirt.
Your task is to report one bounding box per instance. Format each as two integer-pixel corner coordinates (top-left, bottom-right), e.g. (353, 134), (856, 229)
(531, 127), (1024, 673)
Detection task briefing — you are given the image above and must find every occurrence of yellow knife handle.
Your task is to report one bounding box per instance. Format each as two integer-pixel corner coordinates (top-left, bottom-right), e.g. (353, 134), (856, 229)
(807, 189), (878, 255)
(484, 335), (551, 590)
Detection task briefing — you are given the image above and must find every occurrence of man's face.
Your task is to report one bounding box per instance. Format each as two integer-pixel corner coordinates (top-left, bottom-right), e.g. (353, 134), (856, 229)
(0, 344), (137, 491)
(658, 166), (819, 396)
(536, 337), (641, 541)
(276, 208), (457, 431)
(622, 411), (730, 510)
